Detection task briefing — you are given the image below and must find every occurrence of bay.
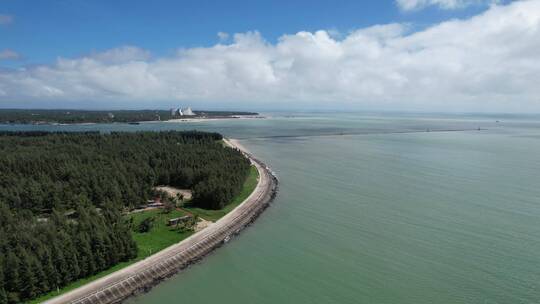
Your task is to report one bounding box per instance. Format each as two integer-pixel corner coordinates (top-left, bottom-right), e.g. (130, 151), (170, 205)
(3, 113), (540, 304)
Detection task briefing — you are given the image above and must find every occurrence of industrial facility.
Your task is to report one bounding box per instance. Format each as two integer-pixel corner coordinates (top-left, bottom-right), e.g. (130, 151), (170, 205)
(170, 107), (195, 117)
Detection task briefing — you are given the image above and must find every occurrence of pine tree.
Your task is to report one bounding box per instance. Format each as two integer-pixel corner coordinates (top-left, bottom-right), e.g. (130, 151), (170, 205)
(18, 248), (37, 300)
(4, 252), (20, 295)
(0, 131), (251, 301)
(0, 257), (8, 304)
(38, 245), (59, 293)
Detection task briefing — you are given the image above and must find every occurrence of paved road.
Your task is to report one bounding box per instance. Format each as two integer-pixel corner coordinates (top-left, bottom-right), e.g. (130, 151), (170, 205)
(44, 138), (277, 304)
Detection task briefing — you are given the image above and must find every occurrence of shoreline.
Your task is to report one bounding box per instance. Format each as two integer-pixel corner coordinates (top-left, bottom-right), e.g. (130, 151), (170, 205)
(163, 115), (264, 123)
(0, 115), (265, 126)
(43, 138), (278, 304)
(223, 138), (251, 154)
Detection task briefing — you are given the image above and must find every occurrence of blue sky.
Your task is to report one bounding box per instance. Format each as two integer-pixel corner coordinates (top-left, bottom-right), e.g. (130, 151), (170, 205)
(1, 0), (539, 112)
(1, 0), (500, 67)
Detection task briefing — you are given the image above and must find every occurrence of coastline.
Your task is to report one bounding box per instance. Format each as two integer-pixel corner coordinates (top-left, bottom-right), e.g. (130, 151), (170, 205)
(0, 115), (264, 126)
(223, 138), (251, 154)
(159, 115), (264, 124)
(43, 138), (278, 304)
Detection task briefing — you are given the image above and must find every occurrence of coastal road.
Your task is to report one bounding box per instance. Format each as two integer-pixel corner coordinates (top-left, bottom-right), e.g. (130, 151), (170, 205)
(44, 138), (277, 304)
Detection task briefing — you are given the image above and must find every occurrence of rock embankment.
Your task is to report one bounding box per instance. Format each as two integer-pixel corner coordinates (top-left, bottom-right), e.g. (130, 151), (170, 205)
(44, 139), (278, 304)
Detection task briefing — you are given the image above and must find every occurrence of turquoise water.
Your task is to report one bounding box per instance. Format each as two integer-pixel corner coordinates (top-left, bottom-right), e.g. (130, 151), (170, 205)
(3, 113), (540, 303)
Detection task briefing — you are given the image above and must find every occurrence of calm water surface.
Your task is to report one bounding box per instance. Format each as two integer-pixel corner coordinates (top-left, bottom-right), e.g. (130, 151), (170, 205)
(3, 113), (540, 304)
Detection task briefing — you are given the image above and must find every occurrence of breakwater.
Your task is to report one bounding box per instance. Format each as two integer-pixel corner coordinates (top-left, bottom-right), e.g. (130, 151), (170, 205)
(44, 142), (278, 304)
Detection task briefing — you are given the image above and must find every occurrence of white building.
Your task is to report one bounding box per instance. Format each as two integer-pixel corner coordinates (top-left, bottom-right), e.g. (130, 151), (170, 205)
(171, 106), (195, 117)
(182, 107), (195, 116)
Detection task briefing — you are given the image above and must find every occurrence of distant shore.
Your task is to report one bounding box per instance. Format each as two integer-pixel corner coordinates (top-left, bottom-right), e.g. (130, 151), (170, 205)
(0, 115), (265, 126)
(0, 109), (261, 125)
(163, 115), (264, 123)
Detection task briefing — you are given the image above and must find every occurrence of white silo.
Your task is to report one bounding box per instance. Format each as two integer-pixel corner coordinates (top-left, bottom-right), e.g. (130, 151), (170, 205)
(183, 107), (195, 116)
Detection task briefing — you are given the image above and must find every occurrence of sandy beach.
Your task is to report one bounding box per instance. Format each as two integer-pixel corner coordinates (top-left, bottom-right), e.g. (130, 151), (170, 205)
(223, 138), (251, 154)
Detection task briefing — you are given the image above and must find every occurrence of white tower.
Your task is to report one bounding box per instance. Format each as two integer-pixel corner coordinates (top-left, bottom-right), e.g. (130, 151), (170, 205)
(183, 107), (195, 116)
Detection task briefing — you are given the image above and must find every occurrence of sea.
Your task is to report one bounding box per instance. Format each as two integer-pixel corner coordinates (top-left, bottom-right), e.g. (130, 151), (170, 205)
(3, 112), (540, 304)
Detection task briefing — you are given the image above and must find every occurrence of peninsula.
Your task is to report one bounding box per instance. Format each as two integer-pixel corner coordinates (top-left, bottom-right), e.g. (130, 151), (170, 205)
(0, 131), (277, 304)
(43, 139), (277, 304)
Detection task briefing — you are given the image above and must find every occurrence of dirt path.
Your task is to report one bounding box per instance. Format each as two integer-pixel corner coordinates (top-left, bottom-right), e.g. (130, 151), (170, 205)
(154, 186), (192, 200)
(194, 217), (213, 232)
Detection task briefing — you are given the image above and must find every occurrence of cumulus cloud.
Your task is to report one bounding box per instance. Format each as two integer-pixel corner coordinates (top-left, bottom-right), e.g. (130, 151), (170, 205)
(396, 0), (499, 11)
(0, 0), (539, 111)
(0, 49), (19, 60)
(0, 14), (14, 25)
(88, 46), (151, 64)
(217, 32), (230, 42)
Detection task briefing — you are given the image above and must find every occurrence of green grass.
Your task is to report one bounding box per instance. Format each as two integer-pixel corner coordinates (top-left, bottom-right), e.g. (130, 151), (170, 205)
(29, 258), (138, 303)
(129, 209), (194, 258)
(28, 165), (259, 303)
(29, 209), (193, 304)
(185, 165), (259, 222)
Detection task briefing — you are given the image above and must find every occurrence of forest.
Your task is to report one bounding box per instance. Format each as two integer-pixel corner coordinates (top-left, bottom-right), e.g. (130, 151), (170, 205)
(0, 131), (251, 303)
(0, 109), (259, 124)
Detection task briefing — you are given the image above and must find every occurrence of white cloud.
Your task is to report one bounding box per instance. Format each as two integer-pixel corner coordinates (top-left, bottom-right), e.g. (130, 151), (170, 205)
(217, 32), (230, 42)
(0, 0), (539, 112)
(88, 46), (151, 64)
(396, 0), (499, 11)
(0, 49), (19, 60)
(0, 14), (14, 25)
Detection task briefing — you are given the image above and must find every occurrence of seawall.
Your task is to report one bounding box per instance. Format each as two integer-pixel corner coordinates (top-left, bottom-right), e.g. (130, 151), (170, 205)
(44, 139), (278, 304)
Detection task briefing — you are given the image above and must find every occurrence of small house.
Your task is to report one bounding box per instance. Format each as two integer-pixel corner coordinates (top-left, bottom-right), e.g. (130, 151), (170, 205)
(146, 197), (163, 208)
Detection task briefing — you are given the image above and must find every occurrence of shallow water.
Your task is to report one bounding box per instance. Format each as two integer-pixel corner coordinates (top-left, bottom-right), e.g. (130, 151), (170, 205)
(3, 113), (540, 304)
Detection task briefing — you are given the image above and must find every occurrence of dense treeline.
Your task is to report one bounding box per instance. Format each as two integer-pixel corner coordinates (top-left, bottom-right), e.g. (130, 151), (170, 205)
(0, 131), (251, 302)
(0, 203), (137, 303)
(0, 109), (258, 124)
(0, 131), (251, 212)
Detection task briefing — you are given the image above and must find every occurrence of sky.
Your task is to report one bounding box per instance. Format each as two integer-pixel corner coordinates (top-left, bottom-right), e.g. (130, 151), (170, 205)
(1, 0), (539, 112)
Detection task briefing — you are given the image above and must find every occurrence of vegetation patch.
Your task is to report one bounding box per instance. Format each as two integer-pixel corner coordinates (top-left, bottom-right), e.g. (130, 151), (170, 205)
(28, 209), (195, 304)
(0, 131), (252, 303)
(185, 165), (259, 222)
(129, 209), (195, 258)
(0, 109), (258, 124)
